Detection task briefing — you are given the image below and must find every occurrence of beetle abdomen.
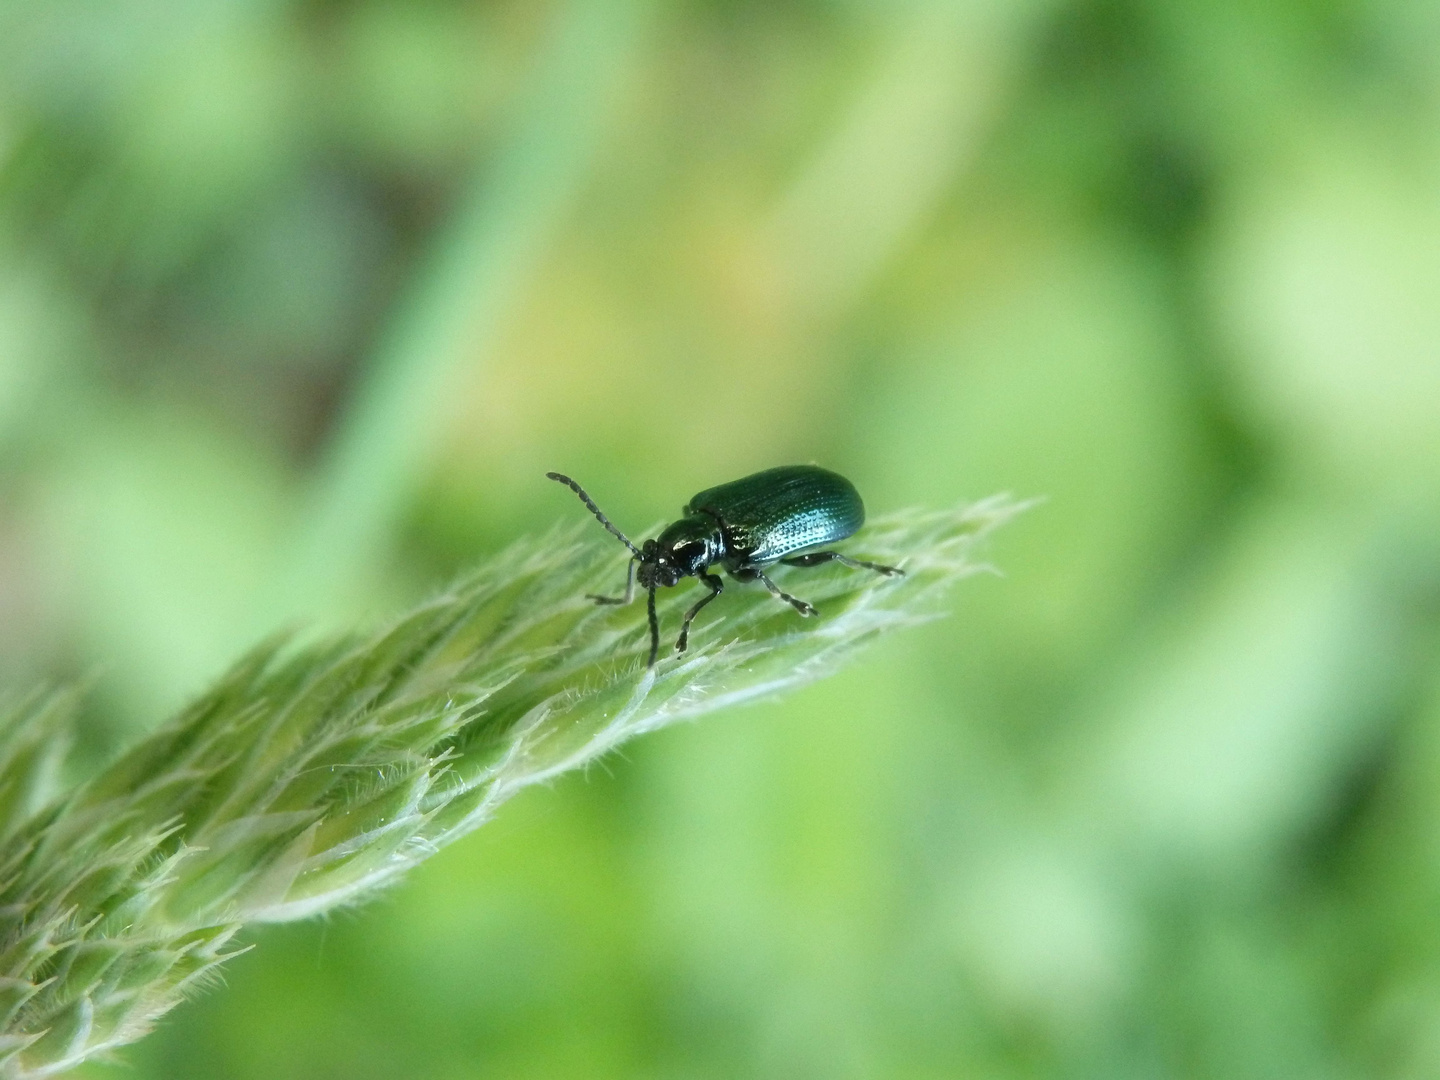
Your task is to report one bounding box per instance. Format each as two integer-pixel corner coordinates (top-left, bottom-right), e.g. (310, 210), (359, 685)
(686, 465), (864, 565)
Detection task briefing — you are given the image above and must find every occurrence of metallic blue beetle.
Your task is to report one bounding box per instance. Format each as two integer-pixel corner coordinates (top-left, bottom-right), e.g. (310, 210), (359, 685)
(547, 465), (902, 666)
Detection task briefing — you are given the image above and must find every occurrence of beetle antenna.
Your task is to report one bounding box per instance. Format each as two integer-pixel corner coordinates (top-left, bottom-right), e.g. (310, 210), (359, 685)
(646, 585), (659, 667)
(547, 472), (643, 559)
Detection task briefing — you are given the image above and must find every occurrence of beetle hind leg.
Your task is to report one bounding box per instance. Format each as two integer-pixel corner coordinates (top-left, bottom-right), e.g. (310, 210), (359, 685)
(780, 550), (903, 577)
(753, 569), (817, 617)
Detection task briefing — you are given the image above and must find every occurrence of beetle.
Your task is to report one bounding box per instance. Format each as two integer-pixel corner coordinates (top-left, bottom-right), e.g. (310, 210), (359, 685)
(547, 465), (903, 666)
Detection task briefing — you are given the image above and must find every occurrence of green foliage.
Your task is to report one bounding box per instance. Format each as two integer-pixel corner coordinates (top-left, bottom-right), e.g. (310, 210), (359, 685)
(0, 503), (1012, 1077)
(4, 0), (1440, 1076)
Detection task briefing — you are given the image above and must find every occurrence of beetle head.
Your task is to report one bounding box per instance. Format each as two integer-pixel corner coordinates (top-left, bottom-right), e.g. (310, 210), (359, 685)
(637, 517), (717, 588)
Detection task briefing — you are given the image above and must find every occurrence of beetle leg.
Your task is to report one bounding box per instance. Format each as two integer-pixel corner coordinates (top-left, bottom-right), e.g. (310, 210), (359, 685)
(780, 550), (903, 577)
(587, 559), (636, 605)
(675, 572), (723, 654)
(753, 569), (817, 617)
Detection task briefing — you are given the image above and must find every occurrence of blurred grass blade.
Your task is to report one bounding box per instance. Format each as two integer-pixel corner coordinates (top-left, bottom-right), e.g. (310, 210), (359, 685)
(0, 498), (1017, 1076)
(0, 691), (74, 847)
(279, 0), (649, 617)
(765, 0), (1050, 323)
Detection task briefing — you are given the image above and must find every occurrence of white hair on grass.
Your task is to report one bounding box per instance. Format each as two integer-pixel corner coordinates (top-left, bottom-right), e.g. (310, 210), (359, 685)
(0, 497), (1024, 1077)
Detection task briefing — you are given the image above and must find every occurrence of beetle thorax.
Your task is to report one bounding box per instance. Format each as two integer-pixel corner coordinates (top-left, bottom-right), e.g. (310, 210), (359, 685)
(636, 515), (723, 589)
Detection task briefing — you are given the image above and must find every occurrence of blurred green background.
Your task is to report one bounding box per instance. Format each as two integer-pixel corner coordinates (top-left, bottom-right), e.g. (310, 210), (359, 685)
(2, 0), (1438, 1075)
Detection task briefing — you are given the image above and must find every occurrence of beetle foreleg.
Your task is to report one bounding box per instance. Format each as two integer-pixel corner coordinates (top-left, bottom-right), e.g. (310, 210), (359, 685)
(587, 559), (636, 605)
(753, 569), (816, 617)
(676, 572), (723, 654)
(780, 551), (903, 577)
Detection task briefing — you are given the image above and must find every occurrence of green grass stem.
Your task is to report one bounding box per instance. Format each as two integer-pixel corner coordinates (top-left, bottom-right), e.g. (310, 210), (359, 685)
(0, 499), (1017, 1076)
